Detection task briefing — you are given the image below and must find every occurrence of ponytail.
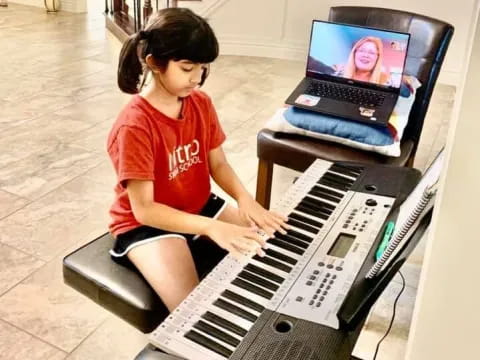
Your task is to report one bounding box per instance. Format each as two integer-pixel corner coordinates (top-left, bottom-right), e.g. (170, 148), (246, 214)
(117, 33), (143, 94)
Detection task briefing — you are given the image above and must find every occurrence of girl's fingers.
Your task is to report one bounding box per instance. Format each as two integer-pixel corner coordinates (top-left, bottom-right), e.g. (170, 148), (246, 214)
(270, 210), (289, 222)
(235, 238), (261, 253)
(245, 230), (267, 248)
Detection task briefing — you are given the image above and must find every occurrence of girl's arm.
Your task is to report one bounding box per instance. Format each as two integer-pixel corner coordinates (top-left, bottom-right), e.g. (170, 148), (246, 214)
(208, 146), (288, 237)
(127, 179), (265, 257)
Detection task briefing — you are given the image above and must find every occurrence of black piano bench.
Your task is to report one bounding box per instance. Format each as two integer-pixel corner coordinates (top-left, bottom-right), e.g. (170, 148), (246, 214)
(62, 232), (169, 333)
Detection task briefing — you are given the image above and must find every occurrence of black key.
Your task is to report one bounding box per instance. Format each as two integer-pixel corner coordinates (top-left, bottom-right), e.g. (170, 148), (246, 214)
(275, 233), (309, 249)
(295, 204), (330, 221)
(323, 171), (355, 187)
(184, 329), (233, 358)
(214, 298), (258, 322)
(222, 289), (265, 313)
(309, 189), (341, 203)
(318, 178), (349, 192)
(269, 238), (305, 255)
(237, 270), (279, 291)
(312, 185), (345, 199)
(264, 248), (297, 265)
(286, 228), (314, 243)
(202, 311), (247, 337)
(253, 254), (292, 273)
(303, 196), (336, 211)
(299, 198), (333, 216)
(289, 212), (323, 228)
(194, 320), (241, 347)
(286, 218), (319, 234)
(330, 164), (362, 178)
(245, 263), (285, 284)
(232, 278), (273, 299)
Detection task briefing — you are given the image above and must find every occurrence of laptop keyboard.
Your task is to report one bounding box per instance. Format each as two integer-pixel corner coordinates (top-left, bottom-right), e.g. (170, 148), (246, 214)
(306, 82), (386, 107)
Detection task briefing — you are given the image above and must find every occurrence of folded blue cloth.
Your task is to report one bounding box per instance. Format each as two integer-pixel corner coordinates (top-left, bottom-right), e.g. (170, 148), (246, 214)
(284, 107), (394, 146)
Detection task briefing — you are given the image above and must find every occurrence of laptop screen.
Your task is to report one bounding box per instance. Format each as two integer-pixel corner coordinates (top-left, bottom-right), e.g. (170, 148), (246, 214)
(307, 21), (410, 89)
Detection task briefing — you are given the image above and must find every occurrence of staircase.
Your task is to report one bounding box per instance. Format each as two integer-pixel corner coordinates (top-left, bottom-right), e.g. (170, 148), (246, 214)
(105, 0), (202, 42)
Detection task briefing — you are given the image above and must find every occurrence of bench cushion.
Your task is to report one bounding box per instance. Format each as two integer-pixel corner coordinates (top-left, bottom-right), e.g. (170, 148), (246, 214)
(63, 233), (168, 333)
(63, 232), (227, 333)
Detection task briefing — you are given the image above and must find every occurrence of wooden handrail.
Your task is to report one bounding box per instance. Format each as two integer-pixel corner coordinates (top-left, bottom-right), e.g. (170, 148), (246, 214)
(105, 0), (202, 42)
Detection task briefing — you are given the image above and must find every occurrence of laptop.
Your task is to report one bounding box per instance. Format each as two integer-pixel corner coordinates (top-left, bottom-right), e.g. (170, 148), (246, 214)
(285, 20), (410, 126)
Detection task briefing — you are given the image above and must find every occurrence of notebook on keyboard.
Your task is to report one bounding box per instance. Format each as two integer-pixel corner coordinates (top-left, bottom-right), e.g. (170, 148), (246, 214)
(285, 20), (410, 126)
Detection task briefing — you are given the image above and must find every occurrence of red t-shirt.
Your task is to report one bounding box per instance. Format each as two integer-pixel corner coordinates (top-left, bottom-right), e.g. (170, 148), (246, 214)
(107, 90), (226, 237)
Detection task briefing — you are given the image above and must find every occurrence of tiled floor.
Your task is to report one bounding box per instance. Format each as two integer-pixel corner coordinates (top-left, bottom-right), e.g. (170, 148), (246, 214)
(0, 4), (455, 360)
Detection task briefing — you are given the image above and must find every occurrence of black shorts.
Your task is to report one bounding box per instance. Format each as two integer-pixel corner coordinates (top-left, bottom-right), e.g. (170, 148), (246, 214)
(110, 193), (227, 270)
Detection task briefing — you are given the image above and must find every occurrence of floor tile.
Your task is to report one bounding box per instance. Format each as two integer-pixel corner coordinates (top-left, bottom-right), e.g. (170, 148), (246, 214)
(0, 319), (67, 360)
(0, 190), (29, 220)
(0, 244), (45, 296)
(0, 247), (109, 353)
(0, 175), (111, 261)
(66, 316), (147, 360)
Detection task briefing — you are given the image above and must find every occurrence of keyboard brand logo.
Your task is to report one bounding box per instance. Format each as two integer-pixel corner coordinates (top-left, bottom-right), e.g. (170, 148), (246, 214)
(168, 139), (203, 180)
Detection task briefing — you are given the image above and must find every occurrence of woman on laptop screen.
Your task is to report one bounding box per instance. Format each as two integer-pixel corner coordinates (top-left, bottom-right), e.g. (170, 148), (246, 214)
(335, 36), (390, 85)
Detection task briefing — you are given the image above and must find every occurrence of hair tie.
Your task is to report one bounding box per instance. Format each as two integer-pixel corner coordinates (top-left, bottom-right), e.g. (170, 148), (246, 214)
(138, 30), (150, 40)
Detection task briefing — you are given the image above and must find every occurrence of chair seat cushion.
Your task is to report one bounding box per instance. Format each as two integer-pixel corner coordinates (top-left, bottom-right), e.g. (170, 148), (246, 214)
(264, 76), (420, 157)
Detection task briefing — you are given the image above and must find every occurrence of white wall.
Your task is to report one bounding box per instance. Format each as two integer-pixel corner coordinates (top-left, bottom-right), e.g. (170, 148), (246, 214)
(406, 2), (480, 358)
(11, 0), (87, 12)
(188, 0), (477, 86)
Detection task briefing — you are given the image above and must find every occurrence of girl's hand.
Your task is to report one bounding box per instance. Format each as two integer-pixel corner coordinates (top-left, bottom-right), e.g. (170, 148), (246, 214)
(206, 220), (267, 260)
(237, 194), (289, 238)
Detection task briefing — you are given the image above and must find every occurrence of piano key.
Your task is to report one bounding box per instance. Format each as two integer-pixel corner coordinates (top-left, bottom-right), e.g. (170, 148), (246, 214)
(312, 185), (345, 199)
(221, 289), (265, 313)
(286, 218), (320, 234)
(244, 263), (285, 284)
(184, 330), (233, 358)
(276, 232), (311, 247)
(268, 237), (305, 255)
(202, 311), (248, 337)
(252, 254), (293, 273)
(201, 303), (254, 331)
(298, 201), (334, 218)
(193, 320), (241, 347)
(231, 278), (274, 299)
(302, 196), (336, 211)
(323, 171), (355, 186)
(265, 242), (302, 259)
(289, 211), (324, 228)
(225, 283), (271, 309)
(318, 178), (349, 192)
(249, 257), (291, 279)
(213, 298), (258, 322)
(291, 207), (329, 226)
(267, 233), (310, 249)
(308, 188), (342, 203)
(264, 248), (298, 266)
(237, 270), (279, 292)
(295, 204), (330, 221)
(329, 163), (363, 178)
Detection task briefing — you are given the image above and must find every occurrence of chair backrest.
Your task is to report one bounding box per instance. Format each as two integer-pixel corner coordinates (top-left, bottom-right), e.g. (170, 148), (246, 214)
(329, 6), (454, 159)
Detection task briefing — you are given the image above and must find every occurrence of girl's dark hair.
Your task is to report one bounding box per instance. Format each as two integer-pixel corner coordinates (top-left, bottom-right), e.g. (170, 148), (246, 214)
(118, 8), (219, 94)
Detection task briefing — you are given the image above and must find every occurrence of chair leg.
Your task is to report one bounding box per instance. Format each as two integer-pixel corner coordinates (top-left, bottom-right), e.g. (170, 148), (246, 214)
(255, 159), (274, 209)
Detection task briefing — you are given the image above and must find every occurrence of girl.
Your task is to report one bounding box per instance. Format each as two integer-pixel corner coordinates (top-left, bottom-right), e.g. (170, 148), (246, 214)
(107, 8), (288, 312)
